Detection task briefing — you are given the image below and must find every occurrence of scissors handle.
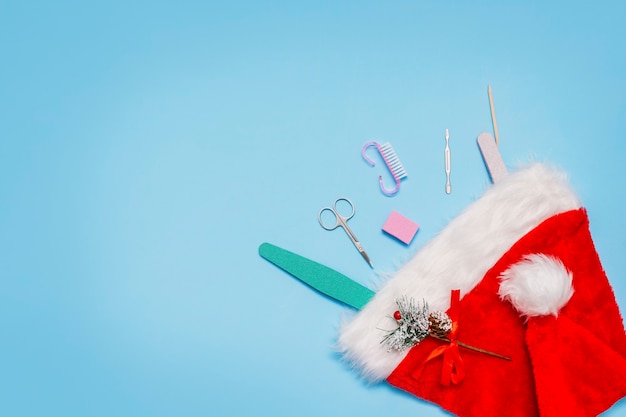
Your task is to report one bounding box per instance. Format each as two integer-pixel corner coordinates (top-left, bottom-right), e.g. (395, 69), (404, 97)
(318, 207), (340, 230)
(317, 198), (373, 268)
(317, 198), (355, 230)
(333, 197), (355, 219)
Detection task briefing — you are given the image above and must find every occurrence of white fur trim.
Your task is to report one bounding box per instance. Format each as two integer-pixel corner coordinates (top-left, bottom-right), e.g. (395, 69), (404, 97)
(498, 254), (574, 317)
(338, 163), (581, 381)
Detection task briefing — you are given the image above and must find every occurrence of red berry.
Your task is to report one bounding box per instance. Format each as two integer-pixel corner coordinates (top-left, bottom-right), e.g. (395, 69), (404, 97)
(393, 310), (402, 320)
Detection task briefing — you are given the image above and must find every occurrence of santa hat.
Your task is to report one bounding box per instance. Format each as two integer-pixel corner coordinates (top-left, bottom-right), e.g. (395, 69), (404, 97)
(338, 163), (626, 417)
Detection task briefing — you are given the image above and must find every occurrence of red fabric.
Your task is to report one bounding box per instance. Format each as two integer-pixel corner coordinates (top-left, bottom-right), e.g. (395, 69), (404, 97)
(412, 290), (465, 386)
(386, 209), (626, 417)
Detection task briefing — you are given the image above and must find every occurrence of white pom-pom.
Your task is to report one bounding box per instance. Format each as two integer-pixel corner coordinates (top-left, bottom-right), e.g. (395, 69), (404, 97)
(498, 254), (574, 317)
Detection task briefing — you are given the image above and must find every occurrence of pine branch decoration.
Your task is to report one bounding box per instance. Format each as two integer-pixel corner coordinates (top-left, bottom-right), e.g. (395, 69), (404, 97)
(381, 296), (432, 352)
(381, 296), (510, 361)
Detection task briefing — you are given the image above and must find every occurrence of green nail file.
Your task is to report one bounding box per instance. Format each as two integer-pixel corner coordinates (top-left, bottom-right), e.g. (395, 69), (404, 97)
(258, 242), (375, 310)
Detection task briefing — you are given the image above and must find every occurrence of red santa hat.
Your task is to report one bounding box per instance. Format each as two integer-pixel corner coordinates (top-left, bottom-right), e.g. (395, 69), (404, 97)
(338, 163), (626, 417)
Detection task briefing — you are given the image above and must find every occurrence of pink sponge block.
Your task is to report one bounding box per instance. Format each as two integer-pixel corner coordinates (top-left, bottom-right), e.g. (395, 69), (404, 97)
(382, 210), (419, 245)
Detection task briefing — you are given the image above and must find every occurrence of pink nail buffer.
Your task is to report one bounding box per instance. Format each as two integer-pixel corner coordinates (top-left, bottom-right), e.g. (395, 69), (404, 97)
(382, 210), (419, 245)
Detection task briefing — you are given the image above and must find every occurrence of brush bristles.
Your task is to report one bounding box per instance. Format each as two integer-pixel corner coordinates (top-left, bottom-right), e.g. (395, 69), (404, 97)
(381, 142), (408, 180)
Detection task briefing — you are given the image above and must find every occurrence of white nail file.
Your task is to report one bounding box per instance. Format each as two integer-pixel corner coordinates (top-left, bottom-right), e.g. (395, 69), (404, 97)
(477, 132), (507, 183)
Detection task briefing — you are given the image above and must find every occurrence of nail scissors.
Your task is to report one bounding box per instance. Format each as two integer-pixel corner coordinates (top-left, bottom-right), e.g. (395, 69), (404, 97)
(318, 197), (374, 268)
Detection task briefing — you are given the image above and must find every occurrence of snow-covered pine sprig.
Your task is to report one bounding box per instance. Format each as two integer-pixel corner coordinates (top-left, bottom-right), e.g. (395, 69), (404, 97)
(381, 296), (431, 351)
(381, 296), (510, 361)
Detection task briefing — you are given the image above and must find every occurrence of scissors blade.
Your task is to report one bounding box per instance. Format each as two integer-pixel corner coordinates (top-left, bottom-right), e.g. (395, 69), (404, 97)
(353, 240), (374, 269)
(338, 215), (374, 268)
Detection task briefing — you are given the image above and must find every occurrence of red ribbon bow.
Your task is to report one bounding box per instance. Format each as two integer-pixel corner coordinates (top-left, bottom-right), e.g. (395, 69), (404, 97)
(411, 289), (465, 386)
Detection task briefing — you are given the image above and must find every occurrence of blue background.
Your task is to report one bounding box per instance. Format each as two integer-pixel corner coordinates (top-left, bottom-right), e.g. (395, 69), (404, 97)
(1, 1), (625, 416)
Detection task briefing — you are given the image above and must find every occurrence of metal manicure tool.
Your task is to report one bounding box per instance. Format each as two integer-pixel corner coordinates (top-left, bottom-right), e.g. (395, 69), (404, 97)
(444, 128), (451, 194)
(318, 197), (374, 268)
